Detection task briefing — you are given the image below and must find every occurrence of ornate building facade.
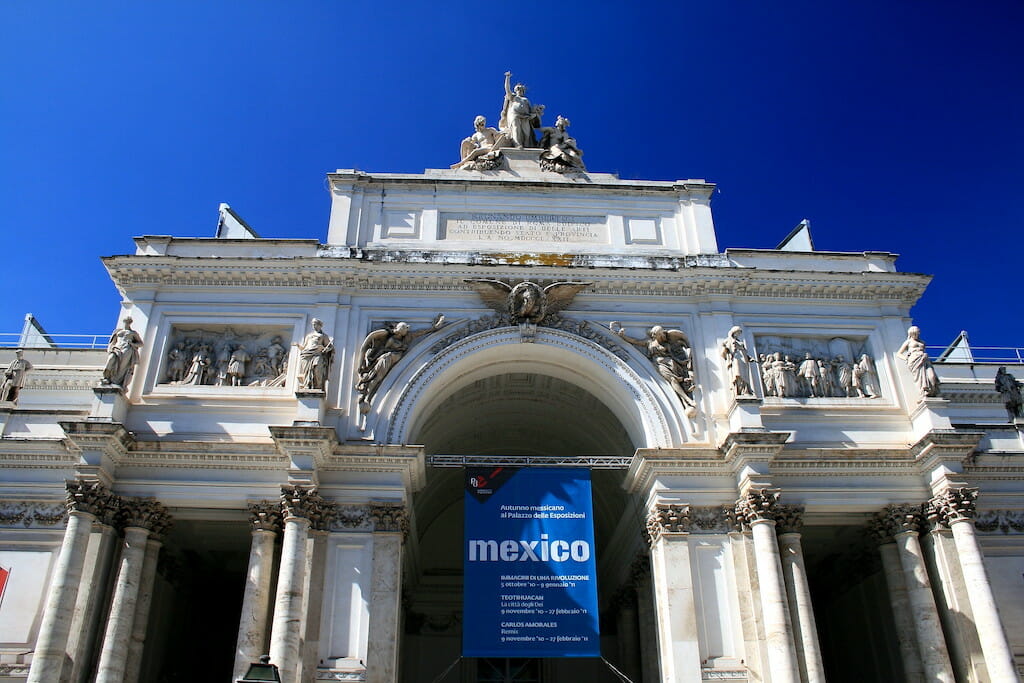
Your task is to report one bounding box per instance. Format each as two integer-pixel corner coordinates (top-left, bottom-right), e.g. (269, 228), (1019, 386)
(1, 84), (1023, 683)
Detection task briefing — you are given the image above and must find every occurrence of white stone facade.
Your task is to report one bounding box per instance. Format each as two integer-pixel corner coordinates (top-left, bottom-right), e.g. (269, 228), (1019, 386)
(1, 154), (1022, 682)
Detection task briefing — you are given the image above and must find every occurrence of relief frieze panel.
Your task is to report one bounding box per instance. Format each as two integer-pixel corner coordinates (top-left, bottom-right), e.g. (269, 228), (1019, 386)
(753, 334), (880, 399)
(160, 325), (291, 388)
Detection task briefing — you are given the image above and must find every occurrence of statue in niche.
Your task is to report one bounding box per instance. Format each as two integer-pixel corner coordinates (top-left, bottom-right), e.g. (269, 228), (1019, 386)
(267, 336), (287, 377)
(817, 359), (835, 396)
(463, 279), (591, 326)
(995, 367), (1023, 420)
(227, 347), (250, 387)
(720, 326), (755, 397)
(452, 116), (508, 171)
(896, 326), (940, 398)
(166, 342), (187, 383)
(759, 354), (776, 397)
(852, 354), (879, 398)
(183, 343), (213, 385)
(357, 315), (446, 416)
(100, 317), (144, 390)
(835, 355), (854, 397)
(295, 318), (334, 391)
(539, 115), (585, 173)
(501, 71), (545, 148)
(214, 337), (233, 386)
(0, 350), (32, 403)
(610, 323), (697, 417)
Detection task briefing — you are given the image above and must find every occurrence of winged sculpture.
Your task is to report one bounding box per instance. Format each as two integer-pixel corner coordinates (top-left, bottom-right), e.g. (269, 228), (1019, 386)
(463, 279), (592, 325)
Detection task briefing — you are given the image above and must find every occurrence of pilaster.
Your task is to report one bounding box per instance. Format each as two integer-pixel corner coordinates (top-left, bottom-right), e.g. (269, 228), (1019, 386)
(366, 503), (409, 683)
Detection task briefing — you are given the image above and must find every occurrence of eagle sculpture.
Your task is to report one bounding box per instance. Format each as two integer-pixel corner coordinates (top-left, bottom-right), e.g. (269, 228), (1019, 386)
(463, 279), (592, 325)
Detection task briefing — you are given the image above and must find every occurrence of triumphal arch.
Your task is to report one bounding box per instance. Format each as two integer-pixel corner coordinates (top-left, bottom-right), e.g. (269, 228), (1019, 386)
(2, 77), (1023, 683)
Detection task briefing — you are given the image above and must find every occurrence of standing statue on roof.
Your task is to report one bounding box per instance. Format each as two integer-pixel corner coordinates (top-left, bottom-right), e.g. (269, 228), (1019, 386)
(0, 350), (32, 403)
(500, 71), (545, 148)
(101, 316), (144, 390)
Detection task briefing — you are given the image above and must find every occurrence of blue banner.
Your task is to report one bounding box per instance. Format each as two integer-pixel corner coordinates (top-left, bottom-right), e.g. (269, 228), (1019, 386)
(462, 467), (600, 658)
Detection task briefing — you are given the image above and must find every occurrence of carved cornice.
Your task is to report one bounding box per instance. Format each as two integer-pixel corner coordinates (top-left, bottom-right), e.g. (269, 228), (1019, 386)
(735, 489), (781, 525)
(370, 503), (409, 537)
(646, 503), (691, 544)
(774, 504), (805, 534)
(0, 502), (67, 528)
(60, 421), (134, 463)
(280, 485), (326, 522)
(247, 501), (282, 532)
(930, 487), (979, 524)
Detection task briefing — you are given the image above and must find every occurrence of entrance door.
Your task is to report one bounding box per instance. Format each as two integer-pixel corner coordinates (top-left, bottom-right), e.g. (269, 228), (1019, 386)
(476, 658), (542, 683)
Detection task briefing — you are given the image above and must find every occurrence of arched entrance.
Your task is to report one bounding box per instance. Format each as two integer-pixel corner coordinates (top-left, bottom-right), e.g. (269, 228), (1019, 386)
(386, 328), (678, 682)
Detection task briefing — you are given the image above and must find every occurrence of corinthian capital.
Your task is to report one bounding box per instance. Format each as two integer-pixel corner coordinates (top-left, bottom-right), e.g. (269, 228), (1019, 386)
(645, 503), (691, 545)
(119, 499), (172, 537)
(247, 501), (283, 532)
(931, 487), (979, 524)
(65, 480), (116, 517)
(280, 485), (325, 522)
(735, 489), (781, 525)
(774, 504), (805, 534)
(882, 503), (923, 535)
(370, 503), (410, 537)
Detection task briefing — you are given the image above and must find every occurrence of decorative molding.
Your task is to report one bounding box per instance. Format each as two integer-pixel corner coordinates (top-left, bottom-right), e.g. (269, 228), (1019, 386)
(315, 671), (366, 681)
(689, 505), (732, 533)
(974, 510), (1024, 534)
(0, 502), (67, 528)
(646, 503), (691, 544)
(328, 504), (372, 531)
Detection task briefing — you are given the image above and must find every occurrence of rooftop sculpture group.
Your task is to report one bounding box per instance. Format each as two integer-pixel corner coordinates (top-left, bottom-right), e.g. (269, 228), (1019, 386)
(452, 72), (585, 173)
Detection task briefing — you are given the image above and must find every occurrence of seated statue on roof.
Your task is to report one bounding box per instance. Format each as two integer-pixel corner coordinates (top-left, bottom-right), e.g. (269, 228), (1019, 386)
(539, 115), (585, 173)
(452, 116), (508, 171)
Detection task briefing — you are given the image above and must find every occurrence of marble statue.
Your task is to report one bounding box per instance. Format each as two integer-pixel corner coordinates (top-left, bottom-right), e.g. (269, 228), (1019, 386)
(101, 317), (144, 390)
(538, 115), (585, 173)
(183, 344), (213, 385)
(720, 326), (754, 397)
(852, 354), (879, 398)
(166, 343), (187, 383)
(500, 71), (545, 148)
(835, 355), (854, 397)
(610, 323), (697, 417)
(995, 367), (1023, 420)
(0, 350), (32, 403)
(464, 279), (591, 326)
(357, 315), (446, 414)
(227, 347), (250, 387)
(452, 116), (508, 171)
(896, 325), (940, 398)
(798, 352), (822, 397)
(295, 318), (334, 391)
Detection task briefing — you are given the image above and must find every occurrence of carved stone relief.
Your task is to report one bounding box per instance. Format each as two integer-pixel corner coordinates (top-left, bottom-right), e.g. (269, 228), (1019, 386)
(754, 334), (878, 398)
(974, 510), (1024, 533)
(611, 322), (697, 416)
(161, 325), (292, 387)
(0, 502), (67, 528)
(357, 315), (445, 423)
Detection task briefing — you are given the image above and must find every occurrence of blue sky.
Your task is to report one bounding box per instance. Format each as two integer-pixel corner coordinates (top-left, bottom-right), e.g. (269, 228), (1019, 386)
(2, 1), (1022, 352)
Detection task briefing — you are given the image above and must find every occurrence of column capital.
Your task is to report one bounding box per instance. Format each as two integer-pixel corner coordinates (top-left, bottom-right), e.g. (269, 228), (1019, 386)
(370, 503), (409, 537)
(279, 484), (326, 523)
(735, 488), (781, 526)
(247, 501), (283, 532)
(774, 504), (805, 534)
(65, 479), (116, 518)
(645, 503), (690, 545)
(930, 486), (979, 524)
(119, 499), (172, 537)
(868, 513), (895, 545)
(882, 503), (924, 536)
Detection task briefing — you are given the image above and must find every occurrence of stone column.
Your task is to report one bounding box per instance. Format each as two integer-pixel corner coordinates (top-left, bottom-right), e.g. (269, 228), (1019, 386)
(299, 509), (332, 682)
(631, 554), (660, 683)
(645, 503), (701, 683)
(269, 485), (322, 683)
(736, 490), (800, 683)
(366, 504), (409, 683)
(67, 502), (120, 683)
(868, 515), (924, 682)
(94, 500), (170, 683)
(613, 587), (641, 683)
(28, 481), (116, 683)
(233, 502), (282, 681)
(932, 488), (1019, 682)
(124, 515), (170, 683)
(774, 505), (825, 683)
(883, 504), (955, 683)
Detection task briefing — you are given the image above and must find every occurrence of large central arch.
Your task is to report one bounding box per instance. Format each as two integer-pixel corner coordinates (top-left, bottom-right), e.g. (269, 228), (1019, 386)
(373, 325), (689, 449)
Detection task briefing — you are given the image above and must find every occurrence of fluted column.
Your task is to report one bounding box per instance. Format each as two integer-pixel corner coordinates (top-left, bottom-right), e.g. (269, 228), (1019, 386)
(775, 505), (824, 683)
(883, 504), (955, 683)
(124, 515), (170, 683)
(366, 504), (409, 683)
(233, 502), (282, 681)
(28, 481), (116, 683)
(95, 499), (171, 683)
(932, 488), (1019, 681)
(736, 490), (800, 683)
(269, 485), (322, 683)
(646, 503), (700, 683)
(868, 515), (924, 682)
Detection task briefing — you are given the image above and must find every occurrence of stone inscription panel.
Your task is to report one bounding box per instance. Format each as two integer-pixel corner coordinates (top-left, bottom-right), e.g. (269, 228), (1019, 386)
(441, 213), (608, 244)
